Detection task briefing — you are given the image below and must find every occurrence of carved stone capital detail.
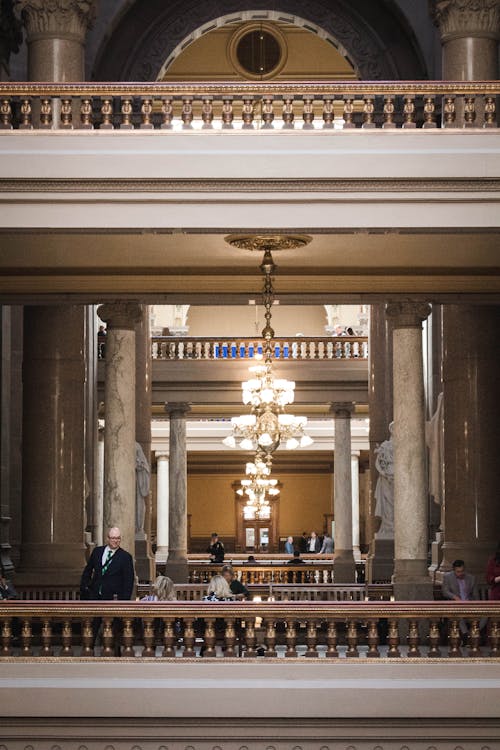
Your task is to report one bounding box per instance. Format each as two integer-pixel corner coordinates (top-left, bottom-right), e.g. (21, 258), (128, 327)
(97, 302), (142, 330)
(330, 401), (355, 419)
(164, 402), (191, 419)
(15, 0), (96, 43)
(431, 0), (500, 42)
(386, 302), (432, 329)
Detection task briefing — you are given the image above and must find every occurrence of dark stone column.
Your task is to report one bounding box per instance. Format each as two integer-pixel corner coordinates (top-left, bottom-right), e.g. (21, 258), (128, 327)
(165, 403), (190, 583)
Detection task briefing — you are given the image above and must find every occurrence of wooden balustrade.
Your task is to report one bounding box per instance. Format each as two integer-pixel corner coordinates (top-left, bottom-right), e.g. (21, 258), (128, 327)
(0, 600), (498, 659)
(0, 82), (498, 130)
(149, 336), (368, 362)
(187, 564), (336, 584)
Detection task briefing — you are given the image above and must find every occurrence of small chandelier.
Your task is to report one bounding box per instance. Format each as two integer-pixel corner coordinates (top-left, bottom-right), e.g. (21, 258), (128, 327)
(223, 235), (314, 457)
(236, 453), (280, 518)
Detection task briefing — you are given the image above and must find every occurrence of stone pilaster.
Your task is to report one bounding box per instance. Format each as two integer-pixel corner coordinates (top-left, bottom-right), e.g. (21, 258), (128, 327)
(331, 402), (356, 583)
(15, 0), (96, 80)
(165, 403), (190, 583)
(386, 302), (433, 601)
(93, 421), (104, 548)
(98, 303), (142, 561)
(155, 452), (169, 565)
(19, 306), (87, 585)
(134, 305), (154, 582)
(351, 451), (361, 562)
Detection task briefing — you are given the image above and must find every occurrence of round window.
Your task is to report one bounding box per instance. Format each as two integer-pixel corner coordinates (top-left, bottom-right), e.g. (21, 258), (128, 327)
(228, 23), (287, 80)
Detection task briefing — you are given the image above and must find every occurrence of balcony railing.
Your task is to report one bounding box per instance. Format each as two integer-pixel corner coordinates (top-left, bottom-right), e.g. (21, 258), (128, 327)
(145, 336), (368, 362)
(0, 81), (498, 130)
(1, 600), (499, 659)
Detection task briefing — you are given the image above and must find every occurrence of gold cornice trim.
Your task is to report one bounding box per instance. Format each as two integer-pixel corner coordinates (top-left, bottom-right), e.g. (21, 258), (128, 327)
(1, 178), (500, 194)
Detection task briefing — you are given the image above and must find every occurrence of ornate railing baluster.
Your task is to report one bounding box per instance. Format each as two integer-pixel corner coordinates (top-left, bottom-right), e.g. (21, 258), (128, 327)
(362, 96), (375, 128)
(80, 97), (93, 129)
(161, 97), (173, 129)
(346, 619), (359, 657)
(182, 618), (196, 657)
(387, 619), (400, 657)
(242, 97), (254, 128)
(41, 618), (53, 656)
(422, 96), (436, 128)
(60, 98), (72, 129)
(407, 620), (420, 657)
(19, 98), (33, 129)
(262, 97), (274, 128)
(140, 98), (154, 129)
(367, 619), (380, 657)
(21, 618), (33, 656)
(101, 617), (114, 656)
(100, 98), (113, 129)
(484, 96), (497, 128)
(163, 618), (176, 657)
(264, 619), (277, 657)
(305, 619), (318, 657)
(221, 97), (234, 128)
(244, 618), (257, 657)
(285, 620), (297, 657)
(382, 96), (396, 128)
(448, 618), (461, 657)
(61, 620), (73, 656)
(402, 95), (416, 128)
(204, 618), (216, 657)
(224, 617), (236, 657)
(443, 96), (456, 128)
(0, 98), (12, 129)
(282, 97), (294, 128)
(489, 619), (499, 657)
(1, 618), (12, 656)
(40, 98), (52, 129)
(201, 97), (213, 129)
(464, 96), (476, 128)
(120, 97), (134, 129)
(82, 618), (94, 656)
(428, 619), (441, 657)
(322, 97), (334, 128)
(142, 618), (155, 657)
(342, 97), (355, 128)
(302, 96), (314, 128)
(326, 621), (339, 657)
(468, 619), (481, 657)
(122, 618), (134, 657)
(181, 97), (193, 129)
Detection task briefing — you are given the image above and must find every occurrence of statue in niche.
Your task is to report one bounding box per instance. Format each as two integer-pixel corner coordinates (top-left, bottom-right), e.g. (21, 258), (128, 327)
(135, 442), (151, 536)
(374, 422), (394, 539)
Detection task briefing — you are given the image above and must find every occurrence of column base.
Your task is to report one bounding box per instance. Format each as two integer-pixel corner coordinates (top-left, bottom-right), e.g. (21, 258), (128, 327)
(166, 558), (189, 583)
(392, 558), (433, 600)
(155, 546), (169, 566)
(366, 538), (394, 583)
(333, 551), (356, 583)
(18, 542), (87, 587)
(135, 538), (155, 583)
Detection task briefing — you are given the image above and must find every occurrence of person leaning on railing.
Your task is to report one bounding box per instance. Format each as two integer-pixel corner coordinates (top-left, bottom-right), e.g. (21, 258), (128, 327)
(221, 565), (250, 600)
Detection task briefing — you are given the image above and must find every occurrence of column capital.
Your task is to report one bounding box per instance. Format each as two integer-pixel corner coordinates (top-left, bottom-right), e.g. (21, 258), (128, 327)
(351, 449), (361, 458)
(164, 402), (191, 419)
(97, 302), (142, 330)
(430, 0), (500, 42)
(15, 0), (97, 43)
(386, 302), (431, 329)
(330, 402), (355, 418)
(155, 451), (169, 461)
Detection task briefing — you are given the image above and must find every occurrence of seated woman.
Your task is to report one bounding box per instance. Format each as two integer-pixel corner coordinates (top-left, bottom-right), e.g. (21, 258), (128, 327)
(203, 574), (234, 601)
(141, 575), (176, 601)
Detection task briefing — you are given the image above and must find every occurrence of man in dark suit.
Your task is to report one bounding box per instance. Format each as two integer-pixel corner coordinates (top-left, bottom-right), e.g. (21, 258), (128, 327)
(80, 527), (134, 601)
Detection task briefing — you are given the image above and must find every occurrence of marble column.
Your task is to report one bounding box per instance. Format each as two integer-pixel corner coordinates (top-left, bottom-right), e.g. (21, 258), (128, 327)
(366, 304), (394, 583)
(135, 305), (154, 581)
(98, 303), (142, 560)
(332, 403), (356, 583)
(386, 302), (433, 601)
(351, 451), (361, 562)
(19, 306), (87, 584)
(155, 452), (169, 564)
(16, 0), (97, 82)
(94, 422), (104, 548)
(431, 1), (500, 581)
(165, 403), (190, 583)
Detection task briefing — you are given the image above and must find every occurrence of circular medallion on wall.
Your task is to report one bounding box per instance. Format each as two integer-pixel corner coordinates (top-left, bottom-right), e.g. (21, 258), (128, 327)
(228, 22), (287, 80)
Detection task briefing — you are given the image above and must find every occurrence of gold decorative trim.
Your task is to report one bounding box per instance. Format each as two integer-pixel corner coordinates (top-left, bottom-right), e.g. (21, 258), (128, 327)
(1, 178), (500, 194)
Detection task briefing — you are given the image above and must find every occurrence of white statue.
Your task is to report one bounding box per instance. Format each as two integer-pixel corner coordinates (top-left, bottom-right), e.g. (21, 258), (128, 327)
(135, 442), (151, 536)
(374, 422), (394, 539)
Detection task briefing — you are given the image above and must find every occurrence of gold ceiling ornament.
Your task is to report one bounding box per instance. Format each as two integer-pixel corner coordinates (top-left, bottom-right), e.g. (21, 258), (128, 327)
(222, 234), (314, 456)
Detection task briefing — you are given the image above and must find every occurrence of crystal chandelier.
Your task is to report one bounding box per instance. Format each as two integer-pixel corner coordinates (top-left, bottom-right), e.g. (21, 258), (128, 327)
(222, 235), (314, 457)
(236, 453), (280, 518)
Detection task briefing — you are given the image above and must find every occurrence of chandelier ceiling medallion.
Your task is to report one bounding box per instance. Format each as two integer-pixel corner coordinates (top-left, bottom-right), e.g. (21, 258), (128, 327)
(223, 234), (314, 470)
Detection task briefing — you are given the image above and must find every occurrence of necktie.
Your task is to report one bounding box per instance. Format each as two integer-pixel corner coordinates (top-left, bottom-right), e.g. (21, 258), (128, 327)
(99, 550), (114, 596)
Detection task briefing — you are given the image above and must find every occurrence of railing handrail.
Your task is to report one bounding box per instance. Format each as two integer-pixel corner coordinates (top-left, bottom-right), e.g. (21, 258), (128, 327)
(1, 80), (500, 96)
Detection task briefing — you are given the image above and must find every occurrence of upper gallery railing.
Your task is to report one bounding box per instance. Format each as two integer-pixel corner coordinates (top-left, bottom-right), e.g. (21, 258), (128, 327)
(1, 600), (499, 659)
(147, 336), (368, 362)
(0, 81), (498, 130)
